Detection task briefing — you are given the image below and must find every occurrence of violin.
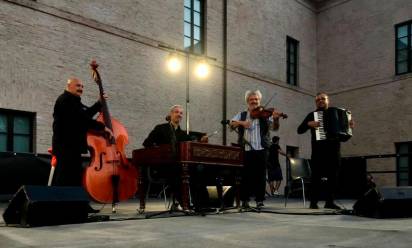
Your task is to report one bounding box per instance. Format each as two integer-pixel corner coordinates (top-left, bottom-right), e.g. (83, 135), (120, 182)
(250, 106), (288, 119)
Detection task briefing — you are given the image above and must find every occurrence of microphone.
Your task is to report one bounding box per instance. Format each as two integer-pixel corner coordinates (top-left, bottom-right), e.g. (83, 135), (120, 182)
(221, 120), (231, 125)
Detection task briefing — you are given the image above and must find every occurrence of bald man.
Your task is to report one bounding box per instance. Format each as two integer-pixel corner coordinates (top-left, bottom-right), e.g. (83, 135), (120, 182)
(52, 78), (109, 186)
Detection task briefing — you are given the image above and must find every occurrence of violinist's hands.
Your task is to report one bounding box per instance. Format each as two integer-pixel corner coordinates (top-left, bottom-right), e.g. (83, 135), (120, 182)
(99, 93), (108, 103)
(231, 120), (251, 129)
(308, 121), (320, 129)
(272, 111), (281, 120)
(240, 120), (252, 129)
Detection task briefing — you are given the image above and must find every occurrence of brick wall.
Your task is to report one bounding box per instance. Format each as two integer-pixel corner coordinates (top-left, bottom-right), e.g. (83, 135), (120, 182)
(0, 0), (316, 164)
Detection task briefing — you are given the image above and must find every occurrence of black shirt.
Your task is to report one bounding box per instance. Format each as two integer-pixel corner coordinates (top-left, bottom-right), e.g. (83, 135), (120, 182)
(297, 108), (340, 153)
(143, 122), (191, 148)
(268, 144), (281, 168)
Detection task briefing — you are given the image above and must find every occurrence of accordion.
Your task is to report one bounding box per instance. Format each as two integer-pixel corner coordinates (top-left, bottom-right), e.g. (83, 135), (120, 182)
(313, 107), (352, 142)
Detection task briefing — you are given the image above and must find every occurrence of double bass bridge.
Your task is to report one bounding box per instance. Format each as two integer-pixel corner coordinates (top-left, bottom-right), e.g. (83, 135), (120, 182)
(105, 159), (121, 165)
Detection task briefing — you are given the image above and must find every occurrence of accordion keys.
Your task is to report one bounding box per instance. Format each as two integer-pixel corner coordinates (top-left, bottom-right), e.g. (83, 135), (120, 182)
(313, 107), (352, 142)
(314, 111), (327, 141)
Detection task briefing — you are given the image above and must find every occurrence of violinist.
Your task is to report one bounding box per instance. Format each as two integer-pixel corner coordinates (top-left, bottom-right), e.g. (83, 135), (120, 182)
(143, 105), (208, 210)
(52, 78), (112, 186)
(230, 90), (283, 209)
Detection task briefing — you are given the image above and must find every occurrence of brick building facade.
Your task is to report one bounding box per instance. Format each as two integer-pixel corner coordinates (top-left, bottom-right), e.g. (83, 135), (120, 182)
(1, 0), (412, 187)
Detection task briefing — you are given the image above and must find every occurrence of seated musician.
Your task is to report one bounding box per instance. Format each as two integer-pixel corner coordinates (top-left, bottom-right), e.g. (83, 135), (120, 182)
(143, 105), (208, 210)
(297, 92), (355, 210)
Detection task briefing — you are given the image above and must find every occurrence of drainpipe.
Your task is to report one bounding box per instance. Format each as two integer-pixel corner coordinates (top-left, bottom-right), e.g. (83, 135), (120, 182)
(222, 0), (228, 145)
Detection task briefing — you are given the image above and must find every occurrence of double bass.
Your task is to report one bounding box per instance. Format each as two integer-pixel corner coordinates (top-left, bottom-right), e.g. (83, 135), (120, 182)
(83, 61), (138, 211)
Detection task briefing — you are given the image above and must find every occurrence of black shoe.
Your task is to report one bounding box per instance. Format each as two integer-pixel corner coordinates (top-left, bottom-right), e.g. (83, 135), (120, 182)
(256, 201), (264, 208)
(309, 203), (319, 209)
(87, 205), (100, 213)
(324, 202), (341, 210)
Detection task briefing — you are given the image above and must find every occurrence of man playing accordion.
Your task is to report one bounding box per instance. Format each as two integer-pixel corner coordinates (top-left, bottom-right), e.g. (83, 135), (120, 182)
(297, 92), (355, 209)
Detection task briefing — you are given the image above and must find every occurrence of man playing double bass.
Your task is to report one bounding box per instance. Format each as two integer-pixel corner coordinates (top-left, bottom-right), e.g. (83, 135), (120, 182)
(52, 78), (112, 186)
(230, 90), (283, 209)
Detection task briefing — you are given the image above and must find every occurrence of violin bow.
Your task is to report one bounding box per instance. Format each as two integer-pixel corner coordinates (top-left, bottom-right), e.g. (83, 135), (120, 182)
(263, 92), (276, 108)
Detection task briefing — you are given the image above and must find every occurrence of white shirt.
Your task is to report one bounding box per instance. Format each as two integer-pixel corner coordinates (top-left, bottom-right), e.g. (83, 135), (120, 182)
(232, 111), (273, 151)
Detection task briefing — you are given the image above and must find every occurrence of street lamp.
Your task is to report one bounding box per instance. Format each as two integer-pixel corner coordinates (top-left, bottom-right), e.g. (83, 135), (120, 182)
(166, 53), (182, 73)
(159, 44), (214, 134)
(194, 60), (209, 78)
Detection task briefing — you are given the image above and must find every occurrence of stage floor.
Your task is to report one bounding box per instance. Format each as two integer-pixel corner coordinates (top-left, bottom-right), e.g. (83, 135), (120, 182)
(1, 197), (412, 248)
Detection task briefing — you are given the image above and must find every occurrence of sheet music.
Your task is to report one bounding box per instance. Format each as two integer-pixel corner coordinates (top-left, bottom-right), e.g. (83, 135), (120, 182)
(314, 111), (326, 141)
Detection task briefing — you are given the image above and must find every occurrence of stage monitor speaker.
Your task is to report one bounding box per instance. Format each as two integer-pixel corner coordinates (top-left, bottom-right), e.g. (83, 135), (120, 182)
(2, 185), (90, 227)
(353, 186), (412, 218)
(206, 186), (235, 208)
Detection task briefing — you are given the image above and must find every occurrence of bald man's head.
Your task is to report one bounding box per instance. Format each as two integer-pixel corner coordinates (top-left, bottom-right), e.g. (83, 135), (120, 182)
(66, 78), (84, 97)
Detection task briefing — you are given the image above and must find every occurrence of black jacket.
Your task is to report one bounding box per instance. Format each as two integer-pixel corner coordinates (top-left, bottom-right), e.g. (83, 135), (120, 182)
(143, 123), (191, 148)
(52, 91), (104, 154)
(297, 108), (340, 154)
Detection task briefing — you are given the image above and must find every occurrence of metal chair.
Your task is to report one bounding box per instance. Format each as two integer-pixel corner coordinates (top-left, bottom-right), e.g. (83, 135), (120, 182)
(146, 167), (170, 209)
(284, 157), (311, 207)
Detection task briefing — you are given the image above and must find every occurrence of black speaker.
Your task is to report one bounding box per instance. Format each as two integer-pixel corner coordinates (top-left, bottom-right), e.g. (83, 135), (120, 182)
(338, 157), (367, 198)
(353, 186), (412, 218)
(2, 185), (90, 227)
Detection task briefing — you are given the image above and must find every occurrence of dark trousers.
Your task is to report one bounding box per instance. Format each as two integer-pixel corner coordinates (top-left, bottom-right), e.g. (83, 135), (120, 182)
(241, 150), (267, 202)
(150, 164), (182, 203)
(153, 165), (208, 210)
(190, 165), (209, 210)
(310, 142), (341, 205)
(53, 150), (83, 186)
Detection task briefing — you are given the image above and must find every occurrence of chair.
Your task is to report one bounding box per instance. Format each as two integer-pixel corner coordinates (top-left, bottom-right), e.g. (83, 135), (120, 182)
(47, 148), (57, 186)
(284, 157), (311, 207)
(144, 167), (196, 218)
(146, 167), (170, 209)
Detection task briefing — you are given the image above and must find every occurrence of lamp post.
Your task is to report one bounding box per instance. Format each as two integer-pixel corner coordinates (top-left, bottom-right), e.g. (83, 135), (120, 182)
(160, 44), (215, 134)
(185, 53), (190, 134)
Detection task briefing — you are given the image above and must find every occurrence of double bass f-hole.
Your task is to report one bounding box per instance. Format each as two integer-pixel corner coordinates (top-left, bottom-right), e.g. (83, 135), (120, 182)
(96, 151), (122, 171)
(96, 152), (107, 171)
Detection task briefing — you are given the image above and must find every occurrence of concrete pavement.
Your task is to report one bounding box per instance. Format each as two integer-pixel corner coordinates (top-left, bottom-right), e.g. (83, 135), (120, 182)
(1, 197), (412, 248)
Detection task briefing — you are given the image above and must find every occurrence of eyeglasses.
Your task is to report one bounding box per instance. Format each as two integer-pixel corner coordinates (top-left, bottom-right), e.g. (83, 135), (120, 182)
(316, 97), (327, 102)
